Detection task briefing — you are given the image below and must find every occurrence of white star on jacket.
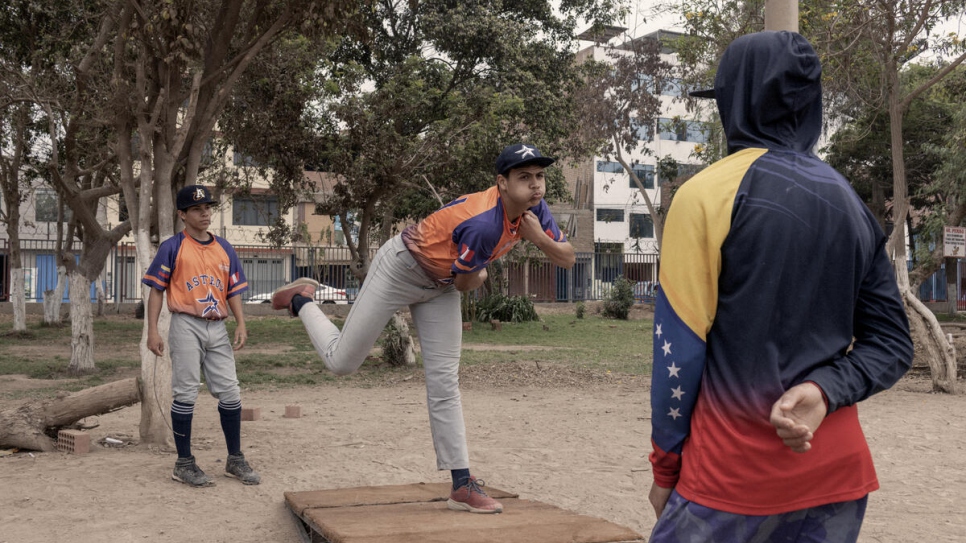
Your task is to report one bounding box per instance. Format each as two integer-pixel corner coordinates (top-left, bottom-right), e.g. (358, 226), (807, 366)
(659, 329), (684, 420)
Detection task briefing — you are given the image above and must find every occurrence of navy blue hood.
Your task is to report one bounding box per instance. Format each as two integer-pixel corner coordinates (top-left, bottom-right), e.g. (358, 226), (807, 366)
(712, 31), (822, 155)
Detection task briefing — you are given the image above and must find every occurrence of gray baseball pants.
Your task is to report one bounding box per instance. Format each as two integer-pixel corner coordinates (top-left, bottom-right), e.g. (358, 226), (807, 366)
(299, 234), (467, 470)
(168, 313), (241, 405)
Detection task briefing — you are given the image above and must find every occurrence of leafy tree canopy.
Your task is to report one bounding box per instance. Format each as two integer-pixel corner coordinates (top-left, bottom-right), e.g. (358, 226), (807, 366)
(219, 0), (627, 270)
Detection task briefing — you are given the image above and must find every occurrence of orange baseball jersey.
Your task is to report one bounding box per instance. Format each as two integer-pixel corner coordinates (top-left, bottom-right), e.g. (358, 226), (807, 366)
(401, 186), (566, 283)
(142, 232), (248, 320)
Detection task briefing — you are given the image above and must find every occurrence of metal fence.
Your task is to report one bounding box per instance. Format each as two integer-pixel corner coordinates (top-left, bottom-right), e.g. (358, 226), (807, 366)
(0, 239), (661, 304)
(916, 260), (966, 311)
(1, 238), (962, 308)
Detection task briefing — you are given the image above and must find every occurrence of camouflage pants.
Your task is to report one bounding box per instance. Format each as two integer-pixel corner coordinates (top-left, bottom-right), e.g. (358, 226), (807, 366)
(649, 490), (867, 543)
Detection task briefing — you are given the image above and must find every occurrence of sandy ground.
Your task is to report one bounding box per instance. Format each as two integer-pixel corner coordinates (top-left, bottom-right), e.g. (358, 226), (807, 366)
(1, 366), (964, 543)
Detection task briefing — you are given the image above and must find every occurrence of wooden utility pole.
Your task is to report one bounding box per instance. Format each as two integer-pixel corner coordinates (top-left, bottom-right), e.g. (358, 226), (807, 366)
(764, 0), (799, 32)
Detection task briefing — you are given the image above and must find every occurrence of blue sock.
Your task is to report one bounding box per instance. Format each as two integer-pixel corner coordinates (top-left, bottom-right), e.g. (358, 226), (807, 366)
(451, 469), (471, 490)
(292, 294), (312, 316)
(218, 399), (242, 456)
(171, 401), (194, 459)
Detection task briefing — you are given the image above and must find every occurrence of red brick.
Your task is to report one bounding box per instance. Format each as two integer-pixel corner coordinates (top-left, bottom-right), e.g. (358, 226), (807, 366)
(284, 405), (302, 419)
(56, 429), (90, 455)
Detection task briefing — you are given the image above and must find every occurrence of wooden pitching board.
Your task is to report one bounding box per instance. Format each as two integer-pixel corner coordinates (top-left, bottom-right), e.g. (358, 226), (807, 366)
(284, 482), (646, 543)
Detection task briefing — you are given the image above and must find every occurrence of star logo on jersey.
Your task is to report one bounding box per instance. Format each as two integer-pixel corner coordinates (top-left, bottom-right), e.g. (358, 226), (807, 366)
(198, 290), (221, 318)
(515, 145), (537, 159)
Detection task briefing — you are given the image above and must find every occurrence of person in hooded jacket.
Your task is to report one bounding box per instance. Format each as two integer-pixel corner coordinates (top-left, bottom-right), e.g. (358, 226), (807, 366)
(647, 31), (913, 542)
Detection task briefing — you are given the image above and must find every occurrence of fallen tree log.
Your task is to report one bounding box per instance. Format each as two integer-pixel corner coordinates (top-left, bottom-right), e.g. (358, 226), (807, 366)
(0, 377), (142, 452)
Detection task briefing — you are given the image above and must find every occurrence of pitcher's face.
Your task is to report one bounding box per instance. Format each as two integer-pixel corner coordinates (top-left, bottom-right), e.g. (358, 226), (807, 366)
(498, 165), (546, 209)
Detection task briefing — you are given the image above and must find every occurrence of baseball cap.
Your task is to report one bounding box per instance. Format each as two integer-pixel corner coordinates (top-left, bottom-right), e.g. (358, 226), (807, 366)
(176, 185), (216, 211)
(689, 88), (716, 99)
(495, 143), (555, 177)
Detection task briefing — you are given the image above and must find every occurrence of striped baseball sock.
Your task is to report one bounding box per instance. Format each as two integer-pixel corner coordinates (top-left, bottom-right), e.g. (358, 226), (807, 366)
(218, 399), (243, 456)
(170, 401), (194, 459)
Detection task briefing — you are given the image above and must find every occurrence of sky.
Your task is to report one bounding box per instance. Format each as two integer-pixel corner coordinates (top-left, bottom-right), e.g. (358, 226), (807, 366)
(621, 0), (686, 37)
(571, 0), (685, 42)
(579, 0), (965, 47)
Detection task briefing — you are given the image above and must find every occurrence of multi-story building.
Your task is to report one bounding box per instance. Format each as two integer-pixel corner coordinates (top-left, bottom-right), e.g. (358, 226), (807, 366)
(553, 28), (710, 293)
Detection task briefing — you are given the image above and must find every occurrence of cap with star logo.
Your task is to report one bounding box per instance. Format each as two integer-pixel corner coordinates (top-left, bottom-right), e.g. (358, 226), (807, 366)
(495, 143), (555, 177)
(176, 184), (216, 211)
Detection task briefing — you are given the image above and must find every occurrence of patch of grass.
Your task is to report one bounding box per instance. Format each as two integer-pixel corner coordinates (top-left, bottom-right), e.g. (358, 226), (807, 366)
(462, 314), (653, 375)
(0, 311), (655, 397)
(934, 312), (966, 323)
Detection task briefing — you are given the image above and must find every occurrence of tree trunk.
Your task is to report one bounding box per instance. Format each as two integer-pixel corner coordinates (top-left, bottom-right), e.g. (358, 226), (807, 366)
(390, 312), (417, 367)
(885, 68), (959, 393)
(96, 277), (106, 317)
(67, 270), (96, 374)
(904, 289), (960, 394)
(0, 377), (141, 451)
(43, 265), (68, 325)
(42, 291), (59, 324)
(138, 285), (174, 449)
(10, 267), (27, 333)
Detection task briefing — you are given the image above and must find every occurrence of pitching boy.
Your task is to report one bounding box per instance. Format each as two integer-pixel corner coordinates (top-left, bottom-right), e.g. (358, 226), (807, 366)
(143, 184), (260, 487)
(272, 143), (576, 513)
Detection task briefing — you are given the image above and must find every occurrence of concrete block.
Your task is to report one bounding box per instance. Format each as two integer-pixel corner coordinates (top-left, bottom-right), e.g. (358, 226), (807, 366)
(57, 429), (91, 455)
(241, 407), (261, 421)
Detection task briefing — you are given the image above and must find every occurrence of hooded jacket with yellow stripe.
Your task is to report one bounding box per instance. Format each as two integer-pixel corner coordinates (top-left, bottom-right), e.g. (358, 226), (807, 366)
(649, 31), (913, 515)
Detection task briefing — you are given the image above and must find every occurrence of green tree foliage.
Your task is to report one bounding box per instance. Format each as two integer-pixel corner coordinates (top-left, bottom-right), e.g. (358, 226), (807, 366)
(221, 0), (625, 279)
(825, 65), (962, 233)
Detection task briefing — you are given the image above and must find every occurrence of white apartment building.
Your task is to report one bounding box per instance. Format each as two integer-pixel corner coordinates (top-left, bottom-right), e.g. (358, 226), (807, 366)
(570, 29), (708, 258)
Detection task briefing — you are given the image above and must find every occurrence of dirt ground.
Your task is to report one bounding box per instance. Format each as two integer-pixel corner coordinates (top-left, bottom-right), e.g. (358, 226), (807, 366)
(1, 310), (965, 542)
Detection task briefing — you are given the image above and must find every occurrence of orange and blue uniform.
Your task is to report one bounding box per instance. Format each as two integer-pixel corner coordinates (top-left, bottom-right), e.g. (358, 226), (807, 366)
(401, 186), (566, 283)
(143, 232), (248, 319)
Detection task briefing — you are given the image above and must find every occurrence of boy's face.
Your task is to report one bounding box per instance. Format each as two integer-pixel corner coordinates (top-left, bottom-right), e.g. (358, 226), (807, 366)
(498, 165), (546, 209)
(180, 203), (214, 231)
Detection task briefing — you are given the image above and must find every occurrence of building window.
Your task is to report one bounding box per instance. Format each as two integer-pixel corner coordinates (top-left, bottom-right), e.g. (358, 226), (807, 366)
(628, 165), (655, 189)
(659, 77), (683, 97)
(632, 117), (654, 141)
(233, 150), (258, 167)
(658, 118), (710, 143)
(597, 161), (655, 190)
(630, 213), (654, 238)
(35, 190), (71, 223)
(233, 194), (279, 226)
(596, 208), (624, 223)
(596, 161), (623, 174)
